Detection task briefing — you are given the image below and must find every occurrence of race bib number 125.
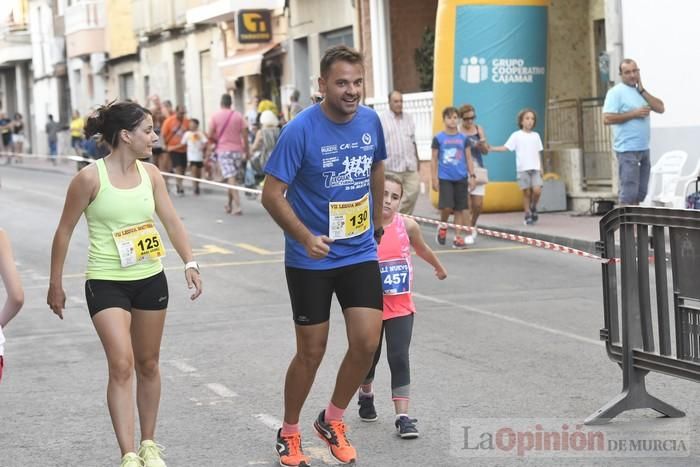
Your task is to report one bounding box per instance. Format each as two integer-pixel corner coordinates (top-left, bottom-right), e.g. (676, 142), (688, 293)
(112, 221), (166, 268)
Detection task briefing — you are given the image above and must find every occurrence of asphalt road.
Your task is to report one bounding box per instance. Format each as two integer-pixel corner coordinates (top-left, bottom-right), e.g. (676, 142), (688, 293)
(0, 164), (697, 467)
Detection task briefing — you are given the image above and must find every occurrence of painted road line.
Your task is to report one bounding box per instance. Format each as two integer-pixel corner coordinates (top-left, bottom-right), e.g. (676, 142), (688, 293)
(190, 232), (282, 255)
(235, 242), (284, 256)
(253, 413), (283, 430)
(47, 246), (522, 280)
(413, 292), (603, 347)
(165, 244), (233, 256)
(54, 258), (285, 279)
(169, 360), (197, 373)
(304, 446), (336, 465)
(206, 383), (238, 398)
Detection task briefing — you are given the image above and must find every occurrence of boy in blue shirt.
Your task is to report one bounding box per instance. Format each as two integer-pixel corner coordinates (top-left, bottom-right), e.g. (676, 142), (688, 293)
(431, 106), (475, 248)
(263, 45), (386, 467)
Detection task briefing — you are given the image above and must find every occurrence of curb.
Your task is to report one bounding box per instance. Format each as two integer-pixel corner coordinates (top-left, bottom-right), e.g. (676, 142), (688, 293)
(478, 223), (599, 256)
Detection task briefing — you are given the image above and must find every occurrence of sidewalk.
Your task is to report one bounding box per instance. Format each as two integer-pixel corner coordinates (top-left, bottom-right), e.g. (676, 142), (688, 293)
(410, 189), (603, 254)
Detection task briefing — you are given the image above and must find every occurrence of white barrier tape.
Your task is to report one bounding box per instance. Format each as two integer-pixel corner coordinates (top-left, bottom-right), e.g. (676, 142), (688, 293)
(0, 150), (87, 163)
(163, 172), (263, 195)
(3, 150), (614, 263)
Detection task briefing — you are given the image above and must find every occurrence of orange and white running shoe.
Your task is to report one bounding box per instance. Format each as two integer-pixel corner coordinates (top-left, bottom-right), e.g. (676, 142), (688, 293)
(313, 410), (357, 464)
(276, 428), (311, 467)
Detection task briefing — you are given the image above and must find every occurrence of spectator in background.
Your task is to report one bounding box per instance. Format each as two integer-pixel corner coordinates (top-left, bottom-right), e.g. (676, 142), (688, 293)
(288, 89), (304, 120)
(246, 110), (279, 196)
(83, 134), (109, 160)
(70, 110), (85, 157)
(310, 91), (324, 105)
(0, 112), (11, 159)
(603, 58), (665, 206)
(459, 104), (489, 244)
(45, 114), (60, 164)
(209, 93), (248, 215)
(11, 113), (25, 163)
(162, 105), (190, 195)
(161, 99), (174, 119)
(257, 96), (278, 116)
(148, 96), (167, 168)
(182, 118), (207, 195)
(379, 91), (420, 215)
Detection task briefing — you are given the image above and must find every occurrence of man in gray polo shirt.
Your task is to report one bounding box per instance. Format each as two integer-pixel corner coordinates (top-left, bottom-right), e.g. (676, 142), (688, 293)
(379, 91), (421, 214)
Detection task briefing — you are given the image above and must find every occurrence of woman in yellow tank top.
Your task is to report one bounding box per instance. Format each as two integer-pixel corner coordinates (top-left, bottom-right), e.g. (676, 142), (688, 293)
(48, 101), (203, 467)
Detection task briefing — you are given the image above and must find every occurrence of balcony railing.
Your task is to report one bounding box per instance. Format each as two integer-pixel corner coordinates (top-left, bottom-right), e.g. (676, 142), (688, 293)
(133, 0), (187, 36)
(64, 0), (105, 36)
(547, 97), (613, 189)
(367, 91), (434, 161)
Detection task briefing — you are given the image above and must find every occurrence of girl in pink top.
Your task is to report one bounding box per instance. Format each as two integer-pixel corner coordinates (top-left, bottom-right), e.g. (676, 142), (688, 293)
(358, 174), (447, 439)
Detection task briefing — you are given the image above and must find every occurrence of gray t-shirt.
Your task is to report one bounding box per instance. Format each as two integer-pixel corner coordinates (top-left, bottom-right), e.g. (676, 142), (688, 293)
(45, 121), (60, 142)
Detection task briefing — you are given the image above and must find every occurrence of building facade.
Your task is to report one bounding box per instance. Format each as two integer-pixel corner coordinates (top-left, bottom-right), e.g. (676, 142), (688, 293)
(0, 0), (33, 150)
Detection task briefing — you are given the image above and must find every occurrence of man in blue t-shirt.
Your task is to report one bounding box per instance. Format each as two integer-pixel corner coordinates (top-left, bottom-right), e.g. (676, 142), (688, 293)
(603, 58), (665, 205)
(262, 45), (386, 467)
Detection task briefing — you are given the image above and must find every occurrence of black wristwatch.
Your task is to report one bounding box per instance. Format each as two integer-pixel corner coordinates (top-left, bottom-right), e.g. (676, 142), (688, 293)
(638, 88), (646, 95)
(374, 226), (384, 244)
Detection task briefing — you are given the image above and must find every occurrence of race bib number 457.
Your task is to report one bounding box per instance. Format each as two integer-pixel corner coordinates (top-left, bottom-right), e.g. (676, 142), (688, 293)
(112, 221), (166, 268)
(328, 194), (370, 240)
(380, 258), (411, 295)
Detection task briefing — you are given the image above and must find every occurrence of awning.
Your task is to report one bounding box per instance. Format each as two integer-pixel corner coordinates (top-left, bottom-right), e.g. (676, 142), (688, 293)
(186, 0), (285, 25)
(218, 42), (280, 82)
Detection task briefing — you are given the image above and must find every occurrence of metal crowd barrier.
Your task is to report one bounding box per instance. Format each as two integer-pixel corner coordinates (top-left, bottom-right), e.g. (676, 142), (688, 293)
(585, 206), (700, 425)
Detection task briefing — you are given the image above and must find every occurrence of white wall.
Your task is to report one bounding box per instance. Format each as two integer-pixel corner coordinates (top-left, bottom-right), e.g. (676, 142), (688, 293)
(621, 0), (700, 173)
(621, 0), (700, 130)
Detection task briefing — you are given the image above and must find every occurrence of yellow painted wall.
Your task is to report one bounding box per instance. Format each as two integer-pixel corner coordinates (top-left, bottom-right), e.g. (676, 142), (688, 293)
(106, 0), (138, 59)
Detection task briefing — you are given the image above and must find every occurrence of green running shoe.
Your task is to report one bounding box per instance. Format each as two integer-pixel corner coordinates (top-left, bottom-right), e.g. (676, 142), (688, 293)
(138, 440), (166, 467)
(120, 452), (143, 467)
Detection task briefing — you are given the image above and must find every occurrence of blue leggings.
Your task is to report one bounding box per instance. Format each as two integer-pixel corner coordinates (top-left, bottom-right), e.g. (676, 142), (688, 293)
(363, 313), (414, 399)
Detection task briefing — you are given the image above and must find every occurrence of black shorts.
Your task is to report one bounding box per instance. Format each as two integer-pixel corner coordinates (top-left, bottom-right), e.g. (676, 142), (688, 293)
(285, 260), (383, 325)
(438, 178), (469, 210)
(85, 270), (169, 317)
(170, 151), (187, 168)
(189, 161), (204, 168)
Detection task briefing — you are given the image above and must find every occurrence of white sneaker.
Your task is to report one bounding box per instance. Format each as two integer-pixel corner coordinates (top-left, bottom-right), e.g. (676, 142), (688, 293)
(464, 234), (475, 245)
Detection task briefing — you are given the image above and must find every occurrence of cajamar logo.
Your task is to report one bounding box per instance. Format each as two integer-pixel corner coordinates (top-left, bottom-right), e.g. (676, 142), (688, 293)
(237, 10), (272, 44)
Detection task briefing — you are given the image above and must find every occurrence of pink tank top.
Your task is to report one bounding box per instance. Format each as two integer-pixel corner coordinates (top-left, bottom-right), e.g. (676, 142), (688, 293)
(378, 215), (416, 320)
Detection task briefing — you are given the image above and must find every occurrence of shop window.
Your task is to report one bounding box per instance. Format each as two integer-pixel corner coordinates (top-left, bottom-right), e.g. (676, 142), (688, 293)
(119, 72), (135, 101)
(320, 27), (354, 55)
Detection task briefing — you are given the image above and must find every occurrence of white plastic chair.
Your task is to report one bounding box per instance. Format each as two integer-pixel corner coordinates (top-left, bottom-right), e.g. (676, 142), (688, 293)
(643, 150), (700, 208)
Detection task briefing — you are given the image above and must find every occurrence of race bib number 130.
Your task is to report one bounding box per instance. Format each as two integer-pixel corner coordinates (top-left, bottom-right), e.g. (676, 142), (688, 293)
(112, 221), (166, 268)
(328, 194), (370, 240)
